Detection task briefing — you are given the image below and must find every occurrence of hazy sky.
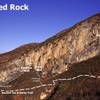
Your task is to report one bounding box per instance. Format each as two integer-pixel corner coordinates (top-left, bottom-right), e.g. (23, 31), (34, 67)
(0, 0), (100, 53)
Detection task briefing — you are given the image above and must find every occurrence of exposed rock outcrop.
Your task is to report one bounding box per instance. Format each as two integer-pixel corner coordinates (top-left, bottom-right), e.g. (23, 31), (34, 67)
(29, 13), (100, 78)
(0, 13), (100, 100)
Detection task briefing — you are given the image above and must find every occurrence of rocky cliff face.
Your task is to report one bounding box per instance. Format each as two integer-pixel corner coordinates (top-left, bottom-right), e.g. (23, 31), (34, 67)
(0, 13), (100, 85)
(0, 43), (38, 85)
(28, 13), (100, 79)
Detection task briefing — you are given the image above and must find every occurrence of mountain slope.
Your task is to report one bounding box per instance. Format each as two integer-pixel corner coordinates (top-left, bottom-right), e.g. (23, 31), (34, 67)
(0, 13), (100, 85)
(46, 55), (100, 100)
(0, 13), (100, 100)
(0, 55), (100, 100)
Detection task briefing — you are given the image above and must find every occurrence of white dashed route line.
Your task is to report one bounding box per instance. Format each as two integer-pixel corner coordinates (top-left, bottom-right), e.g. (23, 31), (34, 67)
(1, 74), (100, 92)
